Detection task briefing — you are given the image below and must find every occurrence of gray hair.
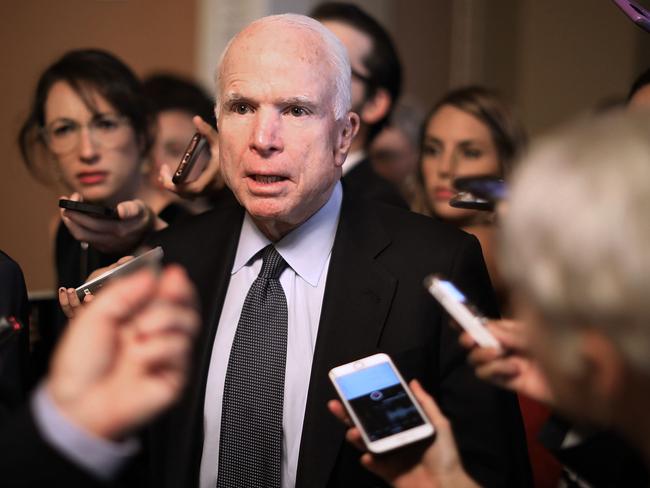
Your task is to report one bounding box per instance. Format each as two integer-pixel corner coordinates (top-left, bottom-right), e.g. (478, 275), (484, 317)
(214, 13), (351, 121)
(500, 110), (650, 374)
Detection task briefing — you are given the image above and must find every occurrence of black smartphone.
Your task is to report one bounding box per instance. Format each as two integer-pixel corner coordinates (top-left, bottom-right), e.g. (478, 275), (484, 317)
(172, 133), (210, 184)
(75, 246), (164, 301)
(453, 175), (507, 202)
(59, 199), (119, 220)
(612, 0), (650, 32)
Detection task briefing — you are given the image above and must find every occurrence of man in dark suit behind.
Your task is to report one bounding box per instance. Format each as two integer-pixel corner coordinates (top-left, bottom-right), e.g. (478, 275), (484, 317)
(311, 2), (408, 208)
(147, 13), (531, 488)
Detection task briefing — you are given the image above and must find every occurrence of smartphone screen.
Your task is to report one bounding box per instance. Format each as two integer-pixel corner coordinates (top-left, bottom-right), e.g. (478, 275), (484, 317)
(425, 275), (500, 349)
(333, 362), (427, 441)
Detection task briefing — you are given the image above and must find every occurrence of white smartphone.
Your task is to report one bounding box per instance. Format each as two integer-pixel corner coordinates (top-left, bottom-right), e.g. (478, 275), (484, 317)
(424, 274), (500, 349)
(75, 246), (164, 301)
(329, 353), (435, 454)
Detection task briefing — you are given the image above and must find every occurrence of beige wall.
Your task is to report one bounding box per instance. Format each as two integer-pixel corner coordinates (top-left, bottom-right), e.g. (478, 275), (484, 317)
(0, 0), (196, 292)
(479, 0), (650, 135)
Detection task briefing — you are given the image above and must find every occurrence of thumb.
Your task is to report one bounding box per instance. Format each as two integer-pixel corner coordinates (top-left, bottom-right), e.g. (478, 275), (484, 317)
(116, 199), (147, 220)
(410, 379), (448, 427)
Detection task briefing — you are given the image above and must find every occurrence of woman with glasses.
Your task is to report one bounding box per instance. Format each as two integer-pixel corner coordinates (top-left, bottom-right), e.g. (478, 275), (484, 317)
(18, 49), (160, 337)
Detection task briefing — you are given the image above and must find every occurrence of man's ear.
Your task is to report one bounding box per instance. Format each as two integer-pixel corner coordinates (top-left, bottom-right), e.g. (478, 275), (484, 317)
(360, 87), (392, 125)
(334, 112), (360, 168)
(579, 330), (625, 404)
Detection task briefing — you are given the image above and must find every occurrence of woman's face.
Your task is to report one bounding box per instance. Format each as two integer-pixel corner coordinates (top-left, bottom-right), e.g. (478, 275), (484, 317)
(44, 80), (142, 206)
(420, 104), (501, 222)
(149, 109), (196, 188)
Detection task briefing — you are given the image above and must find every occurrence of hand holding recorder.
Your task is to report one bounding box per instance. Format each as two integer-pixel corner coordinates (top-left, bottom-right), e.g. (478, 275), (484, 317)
(59, 248), (164, 318)
(328, 378), (479, 488)
(460, 319), (555, 406)
(59, 193), (160, 254)
(424, 274), (501, 350)
(159, 115), (225, 198)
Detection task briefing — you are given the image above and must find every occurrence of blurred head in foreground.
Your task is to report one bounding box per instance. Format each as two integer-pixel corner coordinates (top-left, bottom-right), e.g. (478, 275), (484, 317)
(500, 110), (650, 460)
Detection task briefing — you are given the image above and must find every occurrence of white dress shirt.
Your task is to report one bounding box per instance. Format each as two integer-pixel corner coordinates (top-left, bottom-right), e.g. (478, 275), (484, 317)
(341, 149), (365, 175)
(199, 182), (343, 488)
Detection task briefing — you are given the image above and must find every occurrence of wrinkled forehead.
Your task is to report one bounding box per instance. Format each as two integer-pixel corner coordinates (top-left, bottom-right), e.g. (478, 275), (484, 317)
(219, 24), (335, 98)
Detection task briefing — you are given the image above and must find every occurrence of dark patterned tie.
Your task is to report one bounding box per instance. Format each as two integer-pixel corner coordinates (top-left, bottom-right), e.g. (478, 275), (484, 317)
(217, 245), (288, 488)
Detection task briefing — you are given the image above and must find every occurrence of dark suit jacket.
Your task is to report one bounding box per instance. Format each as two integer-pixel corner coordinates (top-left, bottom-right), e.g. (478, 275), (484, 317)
(143, 191), (531, 487)
(539, 416), (649, 487)
(0, 251), (30, 414)
(0, 406), (117, 488)
(343, 157), (408, 209)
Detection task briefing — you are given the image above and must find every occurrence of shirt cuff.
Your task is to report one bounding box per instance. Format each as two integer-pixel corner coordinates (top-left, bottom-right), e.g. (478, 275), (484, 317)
(31, 384), (139, 480)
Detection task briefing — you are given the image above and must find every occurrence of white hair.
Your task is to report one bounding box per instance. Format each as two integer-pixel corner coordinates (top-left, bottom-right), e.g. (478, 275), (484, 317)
(500, 110), (650, 374)
(214, 13), (351, 121)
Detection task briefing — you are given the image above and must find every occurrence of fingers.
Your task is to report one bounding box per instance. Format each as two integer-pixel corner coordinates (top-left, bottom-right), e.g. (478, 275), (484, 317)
(327, 399), (351, 425)
(467, 344), (503, 368)
(486, 319), (528, 351)
(158, 164), (176, 192)
(473, 356), (521, 385)
(129, 331), (193, 372)
(59, 287), (82, 319)
(156, 265), (198, 309)
(61, 198), (154, 253)
(409, 380), (449, 428)
(116, 199), (147, 220)
(192, 115), (217, 143)
(72, 268), (158, 329)
(132, 301), (200, 339)
(327, 399), (365, 451)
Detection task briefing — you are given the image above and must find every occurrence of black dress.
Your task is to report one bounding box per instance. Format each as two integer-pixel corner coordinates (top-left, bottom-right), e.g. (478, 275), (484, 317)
(0, 251), (30, 413)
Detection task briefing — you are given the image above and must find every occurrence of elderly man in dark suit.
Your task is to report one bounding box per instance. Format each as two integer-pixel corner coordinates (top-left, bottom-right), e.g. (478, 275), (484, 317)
(147, 13), (530, 488)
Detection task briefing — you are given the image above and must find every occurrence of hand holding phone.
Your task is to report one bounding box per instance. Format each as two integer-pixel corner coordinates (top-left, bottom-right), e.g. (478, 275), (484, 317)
(453, 176), (507, 202)
(59, 199), (119, 220)
(329, 353), (434, 454)
(75, 246), (164, 301)
(172, 133), (210, 184)
(424, 274), (501, 349)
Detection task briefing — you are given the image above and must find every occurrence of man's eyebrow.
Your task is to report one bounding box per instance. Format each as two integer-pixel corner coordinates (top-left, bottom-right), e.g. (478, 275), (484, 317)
(279, 96), (316, 106)
(222, 93), (251, 104)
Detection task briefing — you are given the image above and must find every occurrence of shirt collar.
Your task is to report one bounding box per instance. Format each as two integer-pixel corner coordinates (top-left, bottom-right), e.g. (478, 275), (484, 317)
(232, 181), (342, 287)
(341, 149), (366, 175)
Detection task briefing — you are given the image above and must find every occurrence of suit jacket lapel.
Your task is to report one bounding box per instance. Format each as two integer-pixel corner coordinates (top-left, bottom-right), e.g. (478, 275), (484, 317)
(157, 205), (244, 487)
(295, 194), (397, 488)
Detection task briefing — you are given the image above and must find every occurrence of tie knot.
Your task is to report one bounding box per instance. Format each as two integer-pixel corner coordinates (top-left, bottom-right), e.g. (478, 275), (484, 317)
(259, 245), (287, 280)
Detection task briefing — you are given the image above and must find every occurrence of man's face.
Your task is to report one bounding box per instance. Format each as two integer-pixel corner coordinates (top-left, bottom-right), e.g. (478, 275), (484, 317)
(217, 25), (355, 239)
(320, 20), (372, 113)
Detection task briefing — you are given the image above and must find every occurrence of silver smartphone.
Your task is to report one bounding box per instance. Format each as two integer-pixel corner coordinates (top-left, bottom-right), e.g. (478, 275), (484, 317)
(424, 274), (501, 349)
(329, 353), (435, 454)
(75, 246), (164, 301)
